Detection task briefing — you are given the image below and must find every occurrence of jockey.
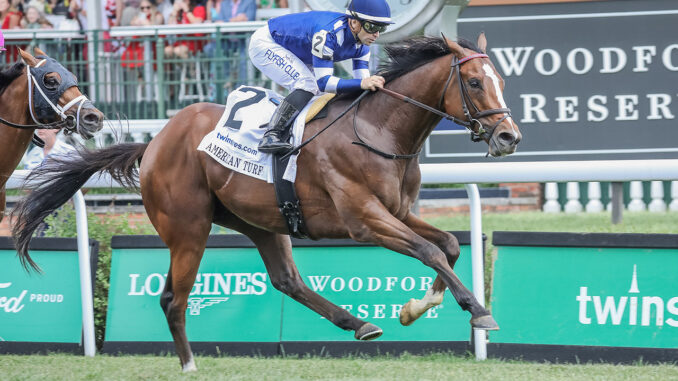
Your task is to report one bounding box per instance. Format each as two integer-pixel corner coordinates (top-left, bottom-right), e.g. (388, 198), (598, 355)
(248, 0), (393, 154)
(0, 29), (6, 53)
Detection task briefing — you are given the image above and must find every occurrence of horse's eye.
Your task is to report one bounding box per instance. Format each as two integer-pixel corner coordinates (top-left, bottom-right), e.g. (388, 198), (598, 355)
(44, 76), (59, 90)
(469, 78), (482, 89)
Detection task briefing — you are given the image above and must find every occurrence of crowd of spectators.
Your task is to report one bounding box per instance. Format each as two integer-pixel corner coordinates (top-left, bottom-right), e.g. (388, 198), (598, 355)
(0, 0), (288, 32)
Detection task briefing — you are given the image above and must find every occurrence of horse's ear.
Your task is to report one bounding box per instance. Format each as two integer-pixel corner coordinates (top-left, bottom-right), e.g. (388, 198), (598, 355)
(33, 46), (48, 57)
(19, 49), (38, 67)
(443, 36), (466, 60)
(477, 32), (487, 54)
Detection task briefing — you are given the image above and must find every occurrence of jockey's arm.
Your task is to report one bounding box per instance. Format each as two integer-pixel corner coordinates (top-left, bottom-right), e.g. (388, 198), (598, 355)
(313, 57), (362, 93)
(312, 45), (384, 93)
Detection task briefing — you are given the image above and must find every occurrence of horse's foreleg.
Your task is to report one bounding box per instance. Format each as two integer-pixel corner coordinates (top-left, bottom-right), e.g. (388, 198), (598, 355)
(399, 213), (460, 326)
(240, 225), (381, 340)
(334, 196), (497, 330)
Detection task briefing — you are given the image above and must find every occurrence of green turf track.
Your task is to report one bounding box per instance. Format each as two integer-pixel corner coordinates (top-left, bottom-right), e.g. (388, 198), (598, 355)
(1, 353), (677, 380)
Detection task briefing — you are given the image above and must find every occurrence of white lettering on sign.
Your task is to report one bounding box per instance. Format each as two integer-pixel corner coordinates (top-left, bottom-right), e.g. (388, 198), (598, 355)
(576, 265), (678, 327)
(492, 44), (678, 77)
(306, 275), (433, 293)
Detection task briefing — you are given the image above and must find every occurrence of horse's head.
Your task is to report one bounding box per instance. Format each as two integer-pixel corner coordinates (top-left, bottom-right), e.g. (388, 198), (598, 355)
(19, 48), (103, 139)
(443, 34), (521, 157)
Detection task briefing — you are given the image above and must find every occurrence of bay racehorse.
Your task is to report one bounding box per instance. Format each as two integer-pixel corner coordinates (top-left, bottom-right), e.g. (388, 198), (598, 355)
(13, 35), (520, 371)
(0, 48), (103, 224)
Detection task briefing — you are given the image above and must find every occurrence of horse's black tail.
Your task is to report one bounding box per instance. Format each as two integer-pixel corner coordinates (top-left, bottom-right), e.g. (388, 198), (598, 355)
(11, 143), (148, 273)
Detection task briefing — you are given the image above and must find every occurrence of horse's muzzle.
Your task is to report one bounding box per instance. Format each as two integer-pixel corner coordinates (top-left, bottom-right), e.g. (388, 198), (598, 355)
(488, 124), (521, 157)
(75, 103), (104, 139)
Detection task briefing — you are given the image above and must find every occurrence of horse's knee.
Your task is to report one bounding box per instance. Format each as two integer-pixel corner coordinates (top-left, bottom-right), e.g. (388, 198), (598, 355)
(420, 246), (448, 269)
(441, 232), (461, 263)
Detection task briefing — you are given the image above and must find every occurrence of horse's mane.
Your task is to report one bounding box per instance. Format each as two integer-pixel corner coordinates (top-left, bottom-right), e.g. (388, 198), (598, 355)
(334, 36), (482, 102)
(0, 62), (25, 97)
(378, 36), (483, 82)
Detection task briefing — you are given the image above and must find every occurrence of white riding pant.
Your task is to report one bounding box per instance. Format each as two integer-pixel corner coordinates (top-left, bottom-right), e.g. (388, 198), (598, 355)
(248, 25), (320, 95)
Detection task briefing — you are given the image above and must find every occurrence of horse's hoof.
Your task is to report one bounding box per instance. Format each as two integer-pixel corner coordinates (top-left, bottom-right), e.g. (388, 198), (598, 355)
(470, 314), (499, 330)
(399, 298), (419, 326)
(354, 323), (383, 341)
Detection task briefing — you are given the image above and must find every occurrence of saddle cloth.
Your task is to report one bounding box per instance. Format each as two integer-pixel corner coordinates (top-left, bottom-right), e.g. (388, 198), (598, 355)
(197, 86), (332, 183)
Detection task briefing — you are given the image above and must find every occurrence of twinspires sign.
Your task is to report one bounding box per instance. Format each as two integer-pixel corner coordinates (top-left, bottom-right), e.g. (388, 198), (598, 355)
(426, 0), (678, 162)
(491, 232), (678, 354)
(0, 237), (98, 353)
(104, 234), (475, 350)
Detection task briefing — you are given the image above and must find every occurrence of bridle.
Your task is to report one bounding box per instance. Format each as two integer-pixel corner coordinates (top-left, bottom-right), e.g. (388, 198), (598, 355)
(0, 57), (90, 135)
(378, 53), (512, 144)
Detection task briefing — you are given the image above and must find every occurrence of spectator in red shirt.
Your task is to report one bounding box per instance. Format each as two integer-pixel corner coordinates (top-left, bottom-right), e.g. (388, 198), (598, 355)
(0, 0), (21, 29)
(165, 0), (206, 59)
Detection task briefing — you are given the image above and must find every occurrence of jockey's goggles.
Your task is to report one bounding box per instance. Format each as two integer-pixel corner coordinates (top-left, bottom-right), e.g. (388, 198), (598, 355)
(361, 20), (388, 34)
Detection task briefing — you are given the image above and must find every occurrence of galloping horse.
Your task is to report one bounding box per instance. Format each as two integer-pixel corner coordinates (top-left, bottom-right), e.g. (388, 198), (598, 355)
(0, 48), (104, 224)
(13, 35), (521, 371)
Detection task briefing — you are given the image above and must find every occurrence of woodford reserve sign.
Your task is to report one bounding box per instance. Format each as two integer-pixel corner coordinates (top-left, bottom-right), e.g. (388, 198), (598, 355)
(424, 0), (678, 163)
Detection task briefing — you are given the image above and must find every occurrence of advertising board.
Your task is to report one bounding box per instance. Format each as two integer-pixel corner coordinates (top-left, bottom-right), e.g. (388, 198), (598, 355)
(0, 237), (98, 354)
(425, 0), (678, 162)
(104, 233), (478, 354)
(490, 231), (678, 362)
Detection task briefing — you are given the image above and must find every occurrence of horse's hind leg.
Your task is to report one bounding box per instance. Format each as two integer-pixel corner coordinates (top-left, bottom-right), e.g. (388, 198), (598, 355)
(145, 191), (212, 372)
(399, 213), (462, 326)
(229, 220), (380, 340)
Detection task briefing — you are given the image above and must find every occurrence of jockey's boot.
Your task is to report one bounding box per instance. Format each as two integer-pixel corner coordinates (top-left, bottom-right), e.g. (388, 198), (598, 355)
(259, 89), (314, 154)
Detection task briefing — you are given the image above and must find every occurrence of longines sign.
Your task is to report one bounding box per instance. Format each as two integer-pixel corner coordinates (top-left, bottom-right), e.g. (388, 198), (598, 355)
(425, 0), (678, 162)
(104, 234), (475, 346)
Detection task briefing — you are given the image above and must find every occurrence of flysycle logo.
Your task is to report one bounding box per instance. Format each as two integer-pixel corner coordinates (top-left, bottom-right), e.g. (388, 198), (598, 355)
(576, 265), (678, 327)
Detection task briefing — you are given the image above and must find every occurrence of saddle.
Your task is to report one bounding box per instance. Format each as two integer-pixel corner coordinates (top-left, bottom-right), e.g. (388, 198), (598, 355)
(272, 93), (334, 239)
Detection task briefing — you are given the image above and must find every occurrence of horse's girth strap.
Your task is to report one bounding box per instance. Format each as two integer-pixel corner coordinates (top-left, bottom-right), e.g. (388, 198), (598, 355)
(305, 93), (335, 123)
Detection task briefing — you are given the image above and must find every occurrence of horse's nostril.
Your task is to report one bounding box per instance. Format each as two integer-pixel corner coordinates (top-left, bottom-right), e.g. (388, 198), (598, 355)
(83, 112), (102, 125)
(498, 132), (516, 145)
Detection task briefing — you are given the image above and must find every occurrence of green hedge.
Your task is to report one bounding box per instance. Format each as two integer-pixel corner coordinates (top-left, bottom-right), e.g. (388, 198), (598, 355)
(43, 204), (156, 348)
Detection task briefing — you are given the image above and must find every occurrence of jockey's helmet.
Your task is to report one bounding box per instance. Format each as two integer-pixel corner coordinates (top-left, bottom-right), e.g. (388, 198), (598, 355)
(0, 30), (6, 52)
(345, 0), (394, 25)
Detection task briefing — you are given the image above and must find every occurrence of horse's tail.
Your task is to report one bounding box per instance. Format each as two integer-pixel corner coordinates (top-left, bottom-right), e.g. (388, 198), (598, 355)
(12, 143), (148, 273)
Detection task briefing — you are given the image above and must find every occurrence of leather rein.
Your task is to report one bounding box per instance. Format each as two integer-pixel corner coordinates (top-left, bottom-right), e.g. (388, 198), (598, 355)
(353, 53), (512, 159)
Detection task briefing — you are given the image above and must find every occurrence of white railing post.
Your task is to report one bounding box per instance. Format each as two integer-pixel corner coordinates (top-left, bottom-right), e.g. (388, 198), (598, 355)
(628, 181), (646, 211)
(564, 182), (583, 213)
(542, 182), (561, 213)
(586, 182), (604, 212)
(670, 181), (678, 211)
(73, 190), (96, 357)
(648, 181), (667, 212)
(464, 184), (486, 361)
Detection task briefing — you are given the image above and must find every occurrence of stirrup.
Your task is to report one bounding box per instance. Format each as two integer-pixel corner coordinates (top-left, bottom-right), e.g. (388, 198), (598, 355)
(259, 140), (293, 154)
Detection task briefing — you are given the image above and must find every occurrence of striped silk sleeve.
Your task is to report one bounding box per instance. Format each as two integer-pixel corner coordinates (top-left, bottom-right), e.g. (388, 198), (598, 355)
(353, 47), (370, 79)
(312, 56), (362, 93)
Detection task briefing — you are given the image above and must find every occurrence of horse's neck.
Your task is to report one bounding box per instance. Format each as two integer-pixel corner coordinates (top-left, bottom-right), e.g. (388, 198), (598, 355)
(362, 56), (451, 156)
(0, 72), (34, 183)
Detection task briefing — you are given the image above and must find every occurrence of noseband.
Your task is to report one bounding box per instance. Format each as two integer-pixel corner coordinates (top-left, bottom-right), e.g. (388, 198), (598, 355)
(0, 57), (91, 134)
